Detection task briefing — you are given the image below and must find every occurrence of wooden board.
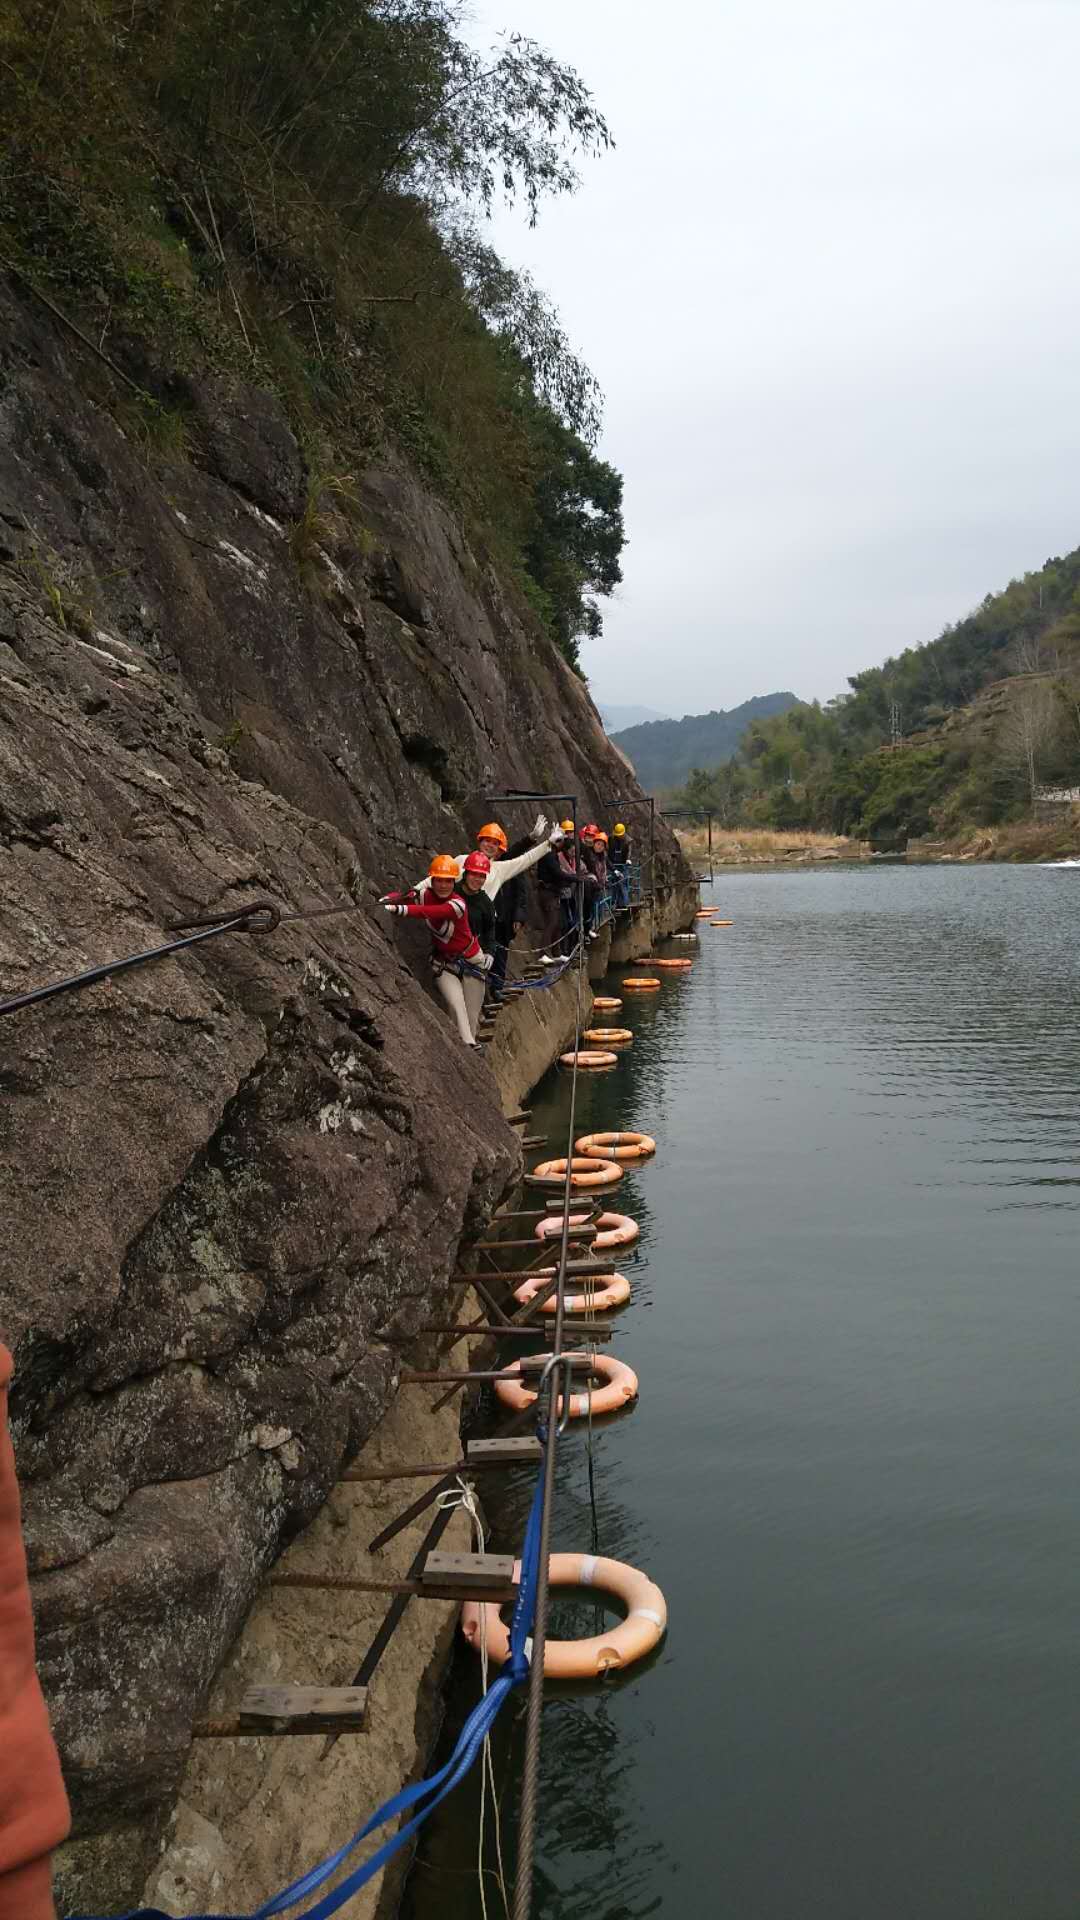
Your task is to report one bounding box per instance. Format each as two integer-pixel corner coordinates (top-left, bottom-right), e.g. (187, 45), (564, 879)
(422, 1550), (516, 1590)
(236, 1686), (368, 1734)
(467, 1436), (543, 1465)
(518, 1351), (592, 1378)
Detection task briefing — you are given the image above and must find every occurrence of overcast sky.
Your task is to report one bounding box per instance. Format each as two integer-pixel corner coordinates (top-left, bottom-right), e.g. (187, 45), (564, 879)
(468, 0), (1080, 718)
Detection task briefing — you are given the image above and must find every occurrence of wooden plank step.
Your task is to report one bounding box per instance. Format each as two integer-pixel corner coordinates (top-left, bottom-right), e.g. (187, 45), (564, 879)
(467, 1436), (544, 1465)
(422, 1550), (516, 1591)
(193, 1685), (368, 1738)
(518, 1352), (593, 1379)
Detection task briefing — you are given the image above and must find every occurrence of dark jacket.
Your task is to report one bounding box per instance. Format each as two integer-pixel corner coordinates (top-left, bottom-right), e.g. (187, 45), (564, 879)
(462, 884), (497, 953)
(537, 847), (576, 895)
(609, 836), (631, 867)
(494, 835), (534, 940)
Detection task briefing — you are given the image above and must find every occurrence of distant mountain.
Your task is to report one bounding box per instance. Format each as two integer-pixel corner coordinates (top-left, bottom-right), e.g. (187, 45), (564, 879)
(612, 692), (801, 791)
(597, 702), (670, 733)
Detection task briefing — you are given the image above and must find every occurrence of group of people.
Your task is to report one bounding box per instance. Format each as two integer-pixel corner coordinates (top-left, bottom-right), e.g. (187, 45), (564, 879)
(381, 814), (634, 1047)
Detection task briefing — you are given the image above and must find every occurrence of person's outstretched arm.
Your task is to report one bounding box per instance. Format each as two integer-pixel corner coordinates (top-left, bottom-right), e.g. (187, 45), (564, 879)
(0, 1346), (69, 1920)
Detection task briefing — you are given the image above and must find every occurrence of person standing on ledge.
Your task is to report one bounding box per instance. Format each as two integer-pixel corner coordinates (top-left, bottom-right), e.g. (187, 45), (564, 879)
(609, 822), (632, 909)
(0, 1344), (70, 1920)
(382, 856), (494, 1045)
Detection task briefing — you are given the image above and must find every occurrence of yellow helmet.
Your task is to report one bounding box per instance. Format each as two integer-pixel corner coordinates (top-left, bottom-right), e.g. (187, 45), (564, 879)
(560, 819), (574, 832)
(613, 822), (626, 836)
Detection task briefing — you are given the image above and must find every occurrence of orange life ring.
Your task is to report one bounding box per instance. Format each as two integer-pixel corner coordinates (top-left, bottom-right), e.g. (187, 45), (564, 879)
(574, 1130), (656, 1162)
(559, 1049), (618, 1069)
(534, 1210), (639, 1250)
(622, 977), (660, 992)
(462, 1552), (667, 1677)
(493, 1351), (639, 1418)
(582, 1027), (633, 1045)
(514, 1269), (631, 1315)
(650, 958), (693, 971)
(592, 996), (623, 1012)
(529, 1155), (623, 1191)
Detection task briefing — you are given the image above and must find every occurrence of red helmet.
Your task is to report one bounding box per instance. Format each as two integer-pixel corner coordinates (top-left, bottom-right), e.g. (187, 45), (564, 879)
(462, 851), (491, 877)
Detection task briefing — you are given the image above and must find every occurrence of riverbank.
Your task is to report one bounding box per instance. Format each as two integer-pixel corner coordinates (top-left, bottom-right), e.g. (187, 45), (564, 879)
(675, 827), (858, 865)
(907, 814), (1080, 861)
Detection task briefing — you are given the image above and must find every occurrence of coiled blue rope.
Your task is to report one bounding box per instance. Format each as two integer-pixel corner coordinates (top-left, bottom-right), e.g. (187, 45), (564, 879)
(71, 1458), (546, 1920)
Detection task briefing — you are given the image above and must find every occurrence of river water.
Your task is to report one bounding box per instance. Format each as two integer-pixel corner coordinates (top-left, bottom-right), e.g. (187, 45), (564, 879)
(402, 864), (1080, 1920)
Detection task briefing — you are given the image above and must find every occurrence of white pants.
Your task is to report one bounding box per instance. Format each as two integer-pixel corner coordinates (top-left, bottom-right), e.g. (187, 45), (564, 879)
(435, 966), (487, 1043)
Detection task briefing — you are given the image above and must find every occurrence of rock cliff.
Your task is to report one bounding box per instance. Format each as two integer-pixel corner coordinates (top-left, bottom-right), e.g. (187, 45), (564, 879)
(0, 268), (692, 1907)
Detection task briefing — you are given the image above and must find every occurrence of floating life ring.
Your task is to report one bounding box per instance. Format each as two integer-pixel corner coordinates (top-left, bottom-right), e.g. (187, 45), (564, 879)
(514, 1269), (631, 1315)
(575, 1130), (656, 1162)
(560, 1049), (618, 1070)
(582, 1027), (633, 1045)
(462, 1552), (667, 1677)
(529, 1155), (623, 1191)
(622, 977), (660, 992)
(493, 1351), (639, 1418)
(592, 995), (623, 1012)
(710, 919), (734, 927)
(534, 1210), (640, 1250)
(650, 958), (693, 971)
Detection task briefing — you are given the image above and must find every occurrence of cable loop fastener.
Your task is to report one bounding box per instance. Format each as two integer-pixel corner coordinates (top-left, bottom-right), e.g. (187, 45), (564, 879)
(167, 899), (282, 936)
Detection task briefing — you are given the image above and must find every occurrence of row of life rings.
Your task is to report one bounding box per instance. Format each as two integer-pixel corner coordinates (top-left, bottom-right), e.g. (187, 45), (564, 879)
(460, 927), (715, 1683)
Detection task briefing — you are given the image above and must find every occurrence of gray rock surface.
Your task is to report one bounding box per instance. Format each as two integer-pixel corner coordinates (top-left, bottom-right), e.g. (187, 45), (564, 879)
(0, 267), (692, 1903)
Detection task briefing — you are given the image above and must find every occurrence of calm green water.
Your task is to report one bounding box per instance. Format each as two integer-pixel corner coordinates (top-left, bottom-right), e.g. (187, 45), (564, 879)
(402, 865), (1080, 1920)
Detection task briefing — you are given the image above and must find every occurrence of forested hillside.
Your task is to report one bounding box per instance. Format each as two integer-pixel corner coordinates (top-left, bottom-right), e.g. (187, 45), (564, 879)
(612, 691), (800, 790)
(0, 0), (624, 668)
(675, 548), (1080, 844)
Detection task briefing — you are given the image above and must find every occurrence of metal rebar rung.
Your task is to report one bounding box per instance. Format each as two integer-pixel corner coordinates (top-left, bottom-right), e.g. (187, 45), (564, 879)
(422, 1550), (516, 1590)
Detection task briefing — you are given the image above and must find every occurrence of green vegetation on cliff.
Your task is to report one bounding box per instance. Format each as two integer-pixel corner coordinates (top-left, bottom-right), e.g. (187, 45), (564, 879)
(673, 547), (1080, 842)
(0, 0), (624, 667)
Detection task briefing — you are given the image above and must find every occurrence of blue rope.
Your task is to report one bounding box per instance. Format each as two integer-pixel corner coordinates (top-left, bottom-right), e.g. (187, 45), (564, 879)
(71, 1460), (546, 1920)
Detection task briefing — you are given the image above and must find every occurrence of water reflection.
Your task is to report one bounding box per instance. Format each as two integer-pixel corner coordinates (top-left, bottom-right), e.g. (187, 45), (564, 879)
(404, 867), (1080, 1920)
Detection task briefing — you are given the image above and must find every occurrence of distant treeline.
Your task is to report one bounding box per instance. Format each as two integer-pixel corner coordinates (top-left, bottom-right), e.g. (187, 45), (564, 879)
(0, 0), (624, 668)
(673, 547), (1080, 842)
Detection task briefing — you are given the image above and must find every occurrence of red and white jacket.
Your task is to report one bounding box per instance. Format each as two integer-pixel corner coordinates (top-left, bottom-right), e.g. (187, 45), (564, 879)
(383, 891), (483, 966)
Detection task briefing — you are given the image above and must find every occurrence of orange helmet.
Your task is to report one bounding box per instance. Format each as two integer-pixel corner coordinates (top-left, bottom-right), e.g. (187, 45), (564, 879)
(595, 831), (608, 845)
(476, 822), (508, 853)
(429, 853), (459, 880)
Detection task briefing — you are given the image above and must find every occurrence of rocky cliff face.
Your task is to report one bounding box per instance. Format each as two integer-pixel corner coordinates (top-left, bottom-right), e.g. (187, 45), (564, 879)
(0, 268), (691, 1903)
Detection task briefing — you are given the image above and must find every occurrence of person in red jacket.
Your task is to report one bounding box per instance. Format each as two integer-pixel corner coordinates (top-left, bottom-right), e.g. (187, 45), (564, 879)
(0, 1344), (69, 1920)
(383, 854), (494, 1045)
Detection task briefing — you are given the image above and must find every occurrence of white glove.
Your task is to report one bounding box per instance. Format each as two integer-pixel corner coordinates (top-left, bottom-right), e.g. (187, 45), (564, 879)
(548, 825), (567, 846)
(383, 902), (408, 916)
(529, 812), (548, 843)
(478, 950), (495, 971)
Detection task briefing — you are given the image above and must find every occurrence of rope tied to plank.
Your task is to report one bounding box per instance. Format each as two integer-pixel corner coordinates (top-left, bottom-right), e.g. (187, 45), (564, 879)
(69, 1456), (546, 1920)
